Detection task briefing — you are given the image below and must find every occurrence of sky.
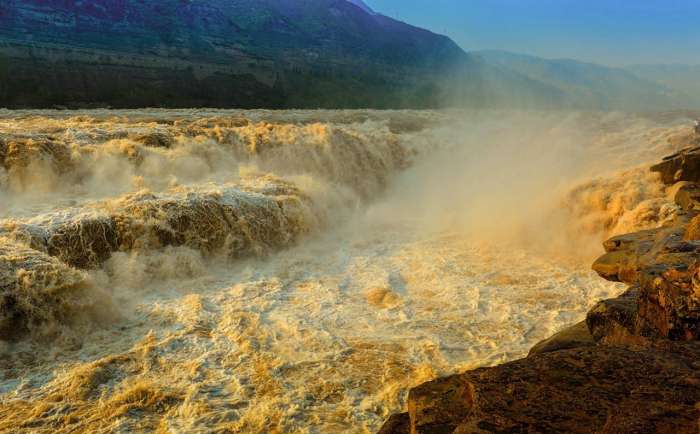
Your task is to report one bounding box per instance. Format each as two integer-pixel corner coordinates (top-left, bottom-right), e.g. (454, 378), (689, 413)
(364, 0), (699, 67)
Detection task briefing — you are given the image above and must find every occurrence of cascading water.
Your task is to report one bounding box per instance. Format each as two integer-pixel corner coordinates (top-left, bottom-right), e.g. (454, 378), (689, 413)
(0, 109), (692, 432)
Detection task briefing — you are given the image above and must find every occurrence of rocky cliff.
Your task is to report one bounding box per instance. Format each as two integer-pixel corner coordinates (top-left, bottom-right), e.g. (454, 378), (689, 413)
(379, 135), (700, 433)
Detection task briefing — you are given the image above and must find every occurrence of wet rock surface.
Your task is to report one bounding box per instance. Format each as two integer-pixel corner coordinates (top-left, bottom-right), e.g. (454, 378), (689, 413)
(673, 182), (700, 211)
(380, 144), (700, 433)
(585, 287), (645, 345)
(590, 213), (700, 341)
(527, 321), (594, 356)
(651, 144), (700, 184)
(381, 343), (700, 434)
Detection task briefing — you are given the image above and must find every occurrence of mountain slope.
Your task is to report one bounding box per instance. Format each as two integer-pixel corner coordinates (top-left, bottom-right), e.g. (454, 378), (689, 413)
(626, 64), (700, 104)
(346, 0), (376, 15)
(5, 0), (460, 71)
(0, 0), (468, 108)
(0, 2), (694, 110)
(473, 50), (695, 110)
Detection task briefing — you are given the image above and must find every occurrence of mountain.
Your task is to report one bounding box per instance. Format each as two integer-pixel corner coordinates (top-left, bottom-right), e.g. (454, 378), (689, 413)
(0, 0), (468, 108)
(0, 0), (463, 72)
(0, 2), (695, 110)
(346, 0), (376, 15)
(625, 64), (700, 104)
(472, 50), (696, 110)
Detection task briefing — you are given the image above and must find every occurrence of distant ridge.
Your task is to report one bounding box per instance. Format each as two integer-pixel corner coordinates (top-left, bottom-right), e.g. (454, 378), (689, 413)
(472, 50), (697, 110)
(625, 64), (700, 105)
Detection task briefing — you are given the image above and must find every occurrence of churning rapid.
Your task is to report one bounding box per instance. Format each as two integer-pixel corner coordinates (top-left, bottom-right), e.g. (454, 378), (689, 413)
(0, 109), (694, 433)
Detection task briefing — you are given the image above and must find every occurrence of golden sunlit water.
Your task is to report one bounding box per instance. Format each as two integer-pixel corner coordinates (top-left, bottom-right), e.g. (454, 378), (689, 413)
(0, 109), (691, 432)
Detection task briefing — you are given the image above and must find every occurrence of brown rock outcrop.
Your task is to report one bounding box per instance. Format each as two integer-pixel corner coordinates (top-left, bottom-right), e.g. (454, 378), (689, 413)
(588, 145), (700, 342)
(527, 321), (594, 356)
(592, 218), (694, 286)
(591, 228), (700, 340)
(585, 287), (646, 345)
(591, 212), (700, 340)
(651, 146), (700, 184)
(673, 182), (700, 212)
(378, 414), (411, 434)
(381, 343), (700, 434)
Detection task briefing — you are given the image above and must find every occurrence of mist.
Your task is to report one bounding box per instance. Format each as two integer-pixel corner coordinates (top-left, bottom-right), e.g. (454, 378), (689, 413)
(0, 109), (692, 432)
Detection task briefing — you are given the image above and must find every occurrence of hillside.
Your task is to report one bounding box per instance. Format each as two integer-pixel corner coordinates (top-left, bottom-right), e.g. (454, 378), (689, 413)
(626, 64), (700, 105)
(473, 50), (695, 110)
(0, 0), (466, 108)
(0, 0), (464, 71)
(0, 2), (695, 109)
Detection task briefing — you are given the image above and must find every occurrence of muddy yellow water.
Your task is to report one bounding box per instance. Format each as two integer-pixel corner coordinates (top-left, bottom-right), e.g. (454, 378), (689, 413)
(0, 109), (691, 432)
